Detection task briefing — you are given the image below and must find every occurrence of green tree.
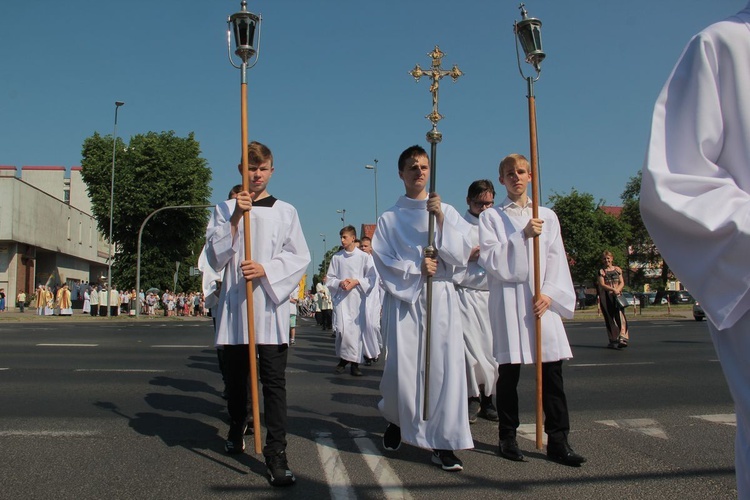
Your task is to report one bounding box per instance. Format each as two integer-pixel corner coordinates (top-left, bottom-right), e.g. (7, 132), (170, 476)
(316, 247), (339, 282)
(80, 130), (212, 291)
(620, 171), (670, 293)
(548, 189), (629, 287)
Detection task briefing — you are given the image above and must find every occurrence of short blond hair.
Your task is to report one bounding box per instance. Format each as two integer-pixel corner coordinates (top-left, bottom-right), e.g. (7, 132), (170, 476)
(499, 153), (529, 175)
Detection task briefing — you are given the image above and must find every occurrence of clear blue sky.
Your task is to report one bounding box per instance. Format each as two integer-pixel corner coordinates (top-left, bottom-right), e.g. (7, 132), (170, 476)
(2, 1), (745, 277)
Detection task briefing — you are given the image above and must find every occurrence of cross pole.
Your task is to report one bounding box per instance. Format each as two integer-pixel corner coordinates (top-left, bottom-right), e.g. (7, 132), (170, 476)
(409, 45), (463, 420)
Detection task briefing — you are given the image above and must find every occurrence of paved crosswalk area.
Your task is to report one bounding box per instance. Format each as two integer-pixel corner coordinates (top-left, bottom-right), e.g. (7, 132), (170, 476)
(0, 317), (738, 498)
(298, 413), (737, 499)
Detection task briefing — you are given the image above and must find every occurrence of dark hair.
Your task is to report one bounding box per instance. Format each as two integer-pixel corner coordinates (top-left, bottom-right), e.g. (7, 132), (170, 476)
(467, 179), (495, 199)
(340, 225), (357, 238)
(241, 141), (273, 167)
(360, 236), (372, 243)
(228, 184), (242, 200)
(398, 145), (428, 172)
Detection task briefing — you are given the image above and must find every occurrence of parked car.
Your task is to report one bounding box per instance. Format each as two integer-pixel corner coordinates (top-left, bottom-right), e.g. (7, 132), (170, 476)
(665, 290), (695, 304)
(644, 292), (668, 305)
(693, 302), (706, 321)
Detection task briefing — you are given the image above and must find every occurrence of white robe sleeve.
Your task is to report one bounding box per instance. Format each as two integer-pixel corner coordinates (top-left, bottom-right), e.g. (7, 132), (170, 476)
(205, 200), (241, 275)
(435, 204), (472, 268)
(478, 209), (529, 283)
(257, 207), (310, 305)
(198, 247), (222, 311)
(326, 255), (342, 295)
(371, 215), (423, 304)
(641, 23), (750, 330)
(357, 254), (377, 296)
(540, 211), (576, 319)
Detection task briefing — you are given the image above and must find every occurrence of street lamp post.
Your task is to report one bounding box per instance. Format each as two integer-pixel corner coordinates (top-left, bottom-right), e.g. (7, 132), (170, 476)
(365, 159), (378, 223)
(336, 209), (346, 228)
(107, 101), (125, 317)
(134, 204), (213, 318)
(319, 233), (326, 276)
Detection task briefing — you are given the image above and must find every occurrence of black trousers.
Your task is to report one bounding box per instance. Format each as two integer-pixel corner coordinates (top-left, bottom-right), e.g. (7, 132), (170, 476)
(224, 343), (289, 456)
(322, 309), (332, 329)
(496, 360), (570, 445)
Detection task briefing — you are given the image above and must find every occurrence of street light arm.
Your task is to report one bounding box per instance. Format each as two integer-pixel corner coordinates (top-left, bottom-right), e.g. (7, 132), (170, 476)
(135, 204), (213, 317)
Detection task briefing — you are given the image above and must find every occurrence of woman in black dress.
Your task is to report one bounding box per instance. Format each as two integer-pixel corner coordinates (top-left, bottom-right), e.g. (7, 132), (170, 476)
(597, 251), (629, 349)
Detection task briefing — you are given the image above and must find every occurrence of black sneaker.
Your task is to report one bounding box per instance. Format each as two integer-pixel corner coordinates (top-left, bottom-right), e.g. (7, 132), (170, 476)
(468, 397), (481, 424)
(431, 449), (463, 472)
(350, 364), (363, 377)
(265, 450), (296, 486)
(224, 421), (246, 454)
(478, 397), (499, 422)
(383, 423), (401, 451)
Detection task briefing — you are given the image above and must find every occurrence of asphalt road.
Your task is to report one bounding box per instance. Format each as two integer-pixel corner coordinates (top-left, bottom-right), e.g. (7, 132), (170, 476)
(0, 316), (737, 499)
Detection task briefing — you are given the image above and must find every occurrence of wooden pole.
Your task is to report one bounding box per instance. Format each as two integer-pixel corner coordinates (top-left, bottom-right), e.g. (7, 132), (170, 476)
(240, 69), (262, 454)
(422, 138), (439, 421)
(527, 76), (544, 451)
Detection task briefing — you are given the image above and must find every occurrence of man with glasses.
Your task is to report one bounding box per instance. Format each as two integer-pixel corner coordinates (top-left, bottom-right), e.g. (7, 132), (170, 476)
(455, 180), (500, 425)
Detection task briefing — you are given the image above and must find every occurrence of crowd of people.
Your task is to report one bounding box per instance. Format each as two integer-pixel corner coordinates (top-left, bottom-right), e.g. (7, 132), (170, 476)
(14, 282), (208, 318)
(194, 139), (592, 490)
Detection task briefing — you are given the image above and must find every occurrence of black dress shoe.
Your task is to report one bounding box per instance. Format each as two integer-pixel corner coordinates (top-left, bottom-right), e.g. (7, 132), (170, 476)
(498, 438), (524, 462)
(547, 441), (586, 466)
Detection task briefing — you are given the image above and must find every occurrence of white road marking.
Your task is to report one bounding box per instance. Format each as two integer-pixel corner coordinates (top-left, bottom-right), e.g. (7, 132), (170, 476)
(571, 362), (655, 367)
(596, 418), (668, 439)
(691, 414), (736, 427)
(0, 368), (9, 371)
(0, 430), (101, 437)
(517, 424), (547, 445)
(36, 343), (98, 347)
(315, 431), (356, 500)
(74, 369), (165, 373)
(350, 430), (413, 500)
(151, 345), (208, 348)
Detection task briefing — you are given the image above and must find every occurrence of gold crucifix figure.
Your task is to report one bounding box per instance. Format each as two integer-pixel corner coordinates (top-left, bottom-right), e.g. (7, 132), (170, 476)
(409, 45), (463, 133)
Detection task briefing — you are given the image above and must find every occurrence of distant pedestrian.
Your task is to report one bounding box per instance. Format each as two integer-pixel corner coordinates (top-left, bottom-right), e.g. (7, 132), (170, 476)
(17, 290), (26, 313)
(327, 225), (376, 376)
(597, 251), (629, 349)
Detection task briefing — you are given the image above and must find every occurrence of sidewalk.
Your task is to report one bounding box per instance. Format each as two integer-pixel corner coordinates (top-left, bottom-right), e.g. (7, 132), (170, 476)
(0, 309), (211, 323)
(0, 305), (694, 323)
(570, 304), (694, 322)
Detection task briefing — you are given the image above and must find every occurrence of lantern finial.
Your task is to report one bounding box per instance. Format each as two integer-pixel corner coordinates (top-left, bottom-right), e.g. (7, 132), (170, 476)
(514, 3), (545, 75)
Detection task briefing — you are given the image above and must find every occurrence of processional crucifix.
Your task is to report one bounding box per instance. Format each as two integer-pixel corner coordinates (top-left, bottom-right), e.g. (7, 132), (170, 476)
(409, 46), (463, 420)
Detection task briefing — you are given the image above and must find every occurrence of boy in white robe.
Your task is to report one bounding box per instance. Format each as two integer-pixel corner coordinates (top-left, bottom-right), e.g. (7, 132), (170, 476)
(327, 225), (376, 376)
(205, 141), (310, 487)
(455, 180), (499, 424)
(478, 154), (585, 467)
(359, 236), (383, 365)
(640, 4), (750, 496)
(371, 144), (473, 472)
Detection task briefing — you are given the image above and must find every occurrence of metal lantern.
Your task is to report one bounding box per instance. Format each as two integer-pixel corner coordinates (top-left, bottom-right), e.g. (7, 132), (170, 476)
(228, 0), (261, 65)
(514, 4), (545, 73)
